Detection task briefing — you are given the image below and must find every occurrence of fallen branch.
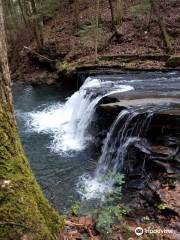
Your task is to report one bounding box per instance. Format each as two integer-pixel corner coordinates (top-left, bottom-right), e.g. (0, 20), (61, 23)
(23, 46), (55, 62)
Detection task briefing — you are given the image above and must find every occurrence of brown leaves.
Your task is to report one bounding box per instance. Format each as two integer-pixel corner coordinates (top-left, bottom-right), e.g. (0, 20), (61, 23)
(60, 217), (99, 240)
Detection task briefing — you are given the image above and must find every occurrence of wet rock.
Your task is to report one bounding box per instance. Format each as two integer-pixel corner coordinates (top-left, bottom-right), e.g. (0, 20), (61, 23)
(98, 98), (180, 112)
(158, 136), (180, 147)
(97, 102), (125, 113)
(150, 145), (176, 157)
(147, 180), (161, 191)
(128, 179), (145, 190)
(152, 160), (177, 174)
(128, 170), (144, 178)
(166, 55), (180, 68)
(134, 140), (151, 155)
(140, 189), (156, 206)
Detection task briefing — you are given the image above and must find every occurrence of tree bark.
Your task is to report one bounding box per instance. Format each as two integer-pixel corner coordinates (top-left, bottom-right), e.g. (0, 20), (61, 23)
(115, 0), (123, 26)
(95, 0), (100, 61)
(74, 0), (79, 28)
(108, 0), (116, 30)
(108, 0), (123, 43)
(30, 0), (44, 50)
(17, 0), (29, 26)
(0, 1), (62, 239)
(150, 0), (171, 53)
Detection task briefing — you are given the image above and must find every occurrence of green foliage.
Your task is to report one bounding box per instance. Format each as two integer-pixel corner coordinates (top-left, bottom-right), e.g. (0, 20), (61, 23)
(69, 202), (81, 216)
(96, 204), (129, 236)
(103, 171), (125, 202)
(94, 172), (129, 237)
(96, 208), (114, 236)
(155, 203), (168, 210)
(56, 61), (71, 73)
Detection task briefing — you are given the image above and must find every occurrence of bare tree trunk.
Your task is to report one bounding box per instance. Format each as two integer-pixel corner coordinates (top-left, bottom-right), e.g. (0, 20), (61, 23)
(0, 1), (62, 239)
(108, 0), (116, 30)
(30, 0), (44, 50)
(74, 0), (79, 28)
(150, 0), (171, 53)
(108, 0), (123, 43)
(115, 0), (123, 26)
(17, 0), (28, 26)
(95, 0), (100, 61)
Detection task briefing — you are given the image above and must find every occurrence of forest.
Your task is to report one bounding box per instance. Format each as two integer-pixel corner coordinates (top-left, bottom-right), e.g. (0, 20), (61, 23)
(0, 0), (180, 240)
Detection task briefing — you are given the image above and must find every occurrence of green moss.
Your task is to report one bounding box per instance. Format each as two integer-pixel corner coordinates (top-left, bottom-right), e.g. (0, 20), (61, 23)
(56, 61), (72, 73)
(0, 106), (64, 240)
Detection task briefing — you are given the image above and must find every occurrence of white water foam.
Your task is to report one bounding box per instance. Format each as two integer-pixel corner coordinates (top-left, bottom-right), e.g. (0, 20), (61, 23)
(77, 174), (113, 200)
(26, 77), (134, 153)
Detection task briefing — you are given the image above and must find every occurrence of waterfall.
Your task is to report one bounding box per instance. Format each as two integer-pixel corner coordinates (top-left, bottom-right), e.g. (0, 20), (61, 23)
(28, 77), (134, 153)
(78, 107), (153, 200)
(95, 108), (154, 177)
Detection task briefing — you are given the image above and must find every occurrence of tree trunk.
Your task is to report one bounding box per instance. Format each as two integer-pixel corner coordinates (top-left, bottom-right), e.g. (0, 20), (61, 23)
(115, 0), (123, 26)
(108, 0), (123, 43)
(74, 0), (79, 28)
(17, 0), (29, 26)
(108, 0), (116, 30)
(95, 0), (100, 61)
(0, 1), (62, 239)
(30, 0), (44, 50)
(150, 0), (171, 53)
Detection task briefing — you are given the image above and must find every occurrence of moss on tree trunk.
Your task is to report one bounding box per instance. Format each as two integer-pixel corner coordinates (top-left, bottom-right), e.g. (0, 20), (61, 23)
(0, 108), (63, 240)
(0, 1), (63, 239)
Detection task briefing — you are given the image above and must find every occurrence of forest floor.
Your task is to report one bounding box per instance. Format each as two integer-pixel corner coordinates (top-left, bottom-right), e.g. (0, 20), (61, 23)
(12, 0), (180, 84)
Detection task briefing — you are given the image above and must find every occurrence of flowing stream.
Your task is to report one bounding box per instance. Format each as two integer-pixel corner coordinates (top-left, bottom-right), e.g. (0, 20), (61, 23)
(13, 71), (180, 211)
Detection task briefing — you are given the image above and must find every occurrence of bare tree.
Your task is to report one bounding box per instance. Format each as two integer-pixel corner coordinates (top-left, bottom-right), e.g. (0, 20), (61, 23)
(30, 0), (44, 50)
(95, 0), (100, 61)
(108, 0), (116, 30)
(115, 0), (123, 26)
(150, 0), (171, 53)
(108, 0), (123, 43)
(74, 0), (79, 28)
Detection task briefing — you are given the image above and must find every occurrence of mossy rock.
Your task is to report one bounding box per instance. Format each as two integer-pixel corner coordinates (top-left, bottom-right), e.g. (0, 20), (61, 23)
(166, 55), (180, 68)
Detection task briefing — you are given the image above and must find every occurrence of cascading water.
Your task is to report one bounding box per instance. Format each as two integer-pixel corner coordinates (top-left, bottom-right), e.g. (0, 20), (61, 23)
(95, 108), (154, 177)
(28, 77), (134, 153)
(78, 107), (154, 200)
(79, 103), (178, 200)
